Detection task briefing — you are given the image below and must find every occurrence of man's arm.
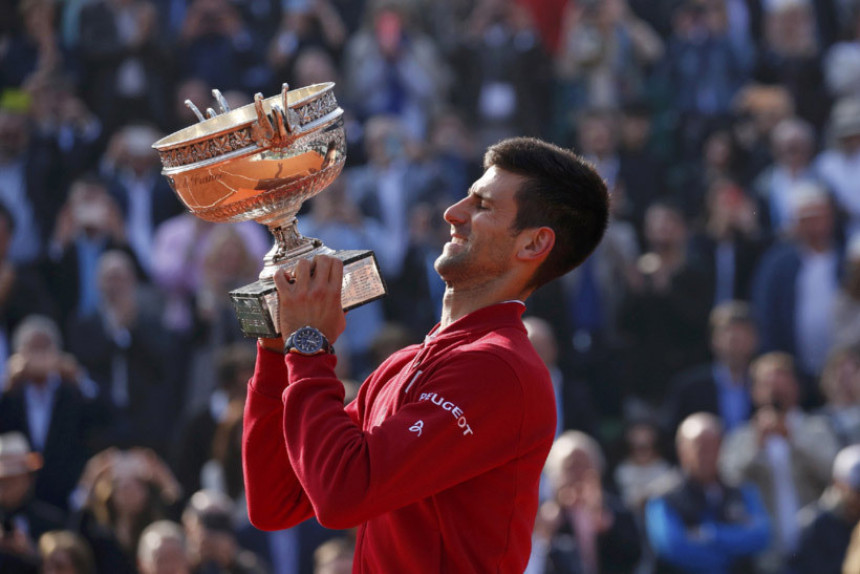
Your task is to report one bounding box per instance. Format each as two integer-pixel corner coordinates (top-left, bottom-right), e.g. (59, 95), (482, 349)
(645, 497), (729, 571)
(281, 349), (548, 529)
(711, 485), (772, 556)
(242, 343), (314, 531)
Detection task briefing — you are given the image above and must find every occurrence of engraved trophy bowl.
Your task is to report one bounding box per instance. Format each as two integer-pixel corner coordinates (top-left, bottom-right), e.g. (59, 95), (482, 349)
(152, 83), (386, 338)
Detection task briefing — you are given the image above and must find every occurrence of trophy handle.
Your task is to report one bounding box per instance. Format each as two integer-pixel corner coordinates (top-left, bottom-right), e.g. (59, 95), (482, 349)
(252, 88), (297, 148)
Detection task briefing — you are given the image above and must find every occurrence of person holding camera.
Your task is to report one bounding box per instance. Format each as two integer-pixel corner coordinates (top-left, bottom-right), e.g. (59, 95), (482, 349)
(719, 352), (839, 573)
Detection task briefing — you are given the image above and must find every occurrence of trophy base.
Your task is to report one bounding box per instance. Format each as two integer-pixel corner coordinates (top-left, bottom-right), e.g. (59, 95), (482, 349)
(229, 249), (387, 338)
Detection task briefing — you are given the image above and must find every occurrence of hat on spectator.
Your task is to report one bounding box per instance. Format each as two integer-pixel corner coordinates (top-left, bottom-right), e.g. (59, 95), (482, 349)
(833, 444), (860, 491)
(0, 432), (43, 478)
(831, 97), (860, 139)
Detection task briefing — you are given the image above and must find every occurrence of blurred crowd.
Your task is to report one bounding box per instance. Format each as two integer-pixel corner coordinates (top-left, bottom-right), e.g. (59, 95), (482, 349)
(4, 0), (860, 572)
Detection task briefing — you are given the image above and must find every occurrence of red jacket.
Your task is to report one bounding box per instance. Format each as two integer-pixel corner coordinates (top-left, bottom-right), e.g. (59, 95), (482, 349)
(243, 301), (556, 573)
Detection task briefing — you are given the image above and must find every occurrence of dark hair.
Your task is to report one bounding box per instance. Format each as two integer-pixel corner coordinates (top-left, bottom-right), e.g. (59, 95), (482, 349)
(484, 137), (609, 289)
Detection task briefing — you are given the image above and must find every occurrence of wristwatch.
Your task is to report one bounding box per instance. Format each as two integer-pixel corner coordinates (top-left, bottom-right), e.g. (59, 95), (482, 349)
(284, 326), (334, 356)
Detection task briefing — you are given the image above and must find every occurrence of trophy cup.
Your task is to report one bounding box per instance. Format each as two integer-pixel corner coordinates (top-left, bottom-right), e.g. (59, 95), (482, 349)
(152, 83), (386, 338)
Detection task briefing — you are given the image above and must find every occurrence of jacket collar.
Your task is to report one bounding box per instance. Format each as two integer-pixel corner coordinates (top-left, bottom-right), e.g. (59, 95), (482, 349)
(426, 301), (526, 345)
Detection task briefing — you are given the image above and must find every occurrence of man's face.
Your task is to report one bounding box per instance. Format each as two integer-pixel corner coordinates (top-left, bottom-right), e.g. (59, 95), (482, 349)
(679, 429), (721, 484)
(434, 166), (526, 287)
(752, 365), (799, 409)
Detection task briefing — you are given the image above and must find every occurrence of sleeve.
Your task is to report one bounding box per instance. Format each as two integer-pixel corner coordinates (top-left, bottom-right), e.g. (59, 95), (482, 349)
(281, 349), (545, 530)
(712, 485), (772, 556)
(242, 344), (315, 531)
(719, 426), (768, 487)
(644, 497), (727, 571)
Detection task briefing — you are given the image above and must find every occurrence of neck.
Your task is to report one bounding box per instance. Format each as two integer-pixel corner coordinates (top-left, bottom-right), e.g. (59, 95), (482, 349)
(439, 280), (529, 329)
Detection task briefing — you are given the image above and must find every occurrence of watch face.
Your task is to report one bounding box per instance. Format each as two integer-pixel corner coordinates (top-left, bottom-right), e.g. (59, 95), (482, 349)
(295, 327), (324, 354)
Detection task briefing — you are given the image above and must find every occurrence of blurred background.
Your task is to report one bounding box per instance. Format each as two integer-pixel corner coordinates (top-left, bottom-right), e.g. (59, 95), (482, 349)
(3, 0), (860, 572)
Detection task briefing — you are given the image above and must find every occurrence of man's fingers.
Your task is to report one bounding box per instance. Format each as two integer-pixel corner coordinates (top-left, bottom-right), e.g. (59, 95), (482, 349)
(330, 257), (344, 290)
(293, 259), (312, 284)
(273, 268), (293, 292)
(313, 255), (333, 284)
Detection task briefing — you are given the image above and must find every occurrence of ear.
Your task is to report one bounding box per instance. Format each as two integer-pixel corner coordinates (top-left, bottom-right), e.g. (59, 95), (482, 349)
(517, 227), (555, 264)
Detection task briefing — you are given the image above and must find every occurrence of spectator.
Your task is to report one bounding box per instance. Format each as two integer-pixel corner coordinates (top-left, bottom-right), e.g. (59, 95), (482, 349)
(343, 114), (437, 279)
(0, 316), (106, 512)
(0, 203), (55, 378)
(0, 432), (63, 572)
(23, 71), (103, 191)
(656, 0), (752, 161)
(689, 178), (769, 306)
(618, 200), (712, 407)
(663, 301), (758, 438)
(267, 0), (347, 87)
(65, 250), (171, 452)
(137, 520), (191, 574)
(614, 420), (675, 514)
(182, 490), (267, 574)
(751, 182), (842, 385)
(817, 347), (860, 448)
(184, 225), (261, 412)
(150, 213), (268, 338)
(720, 352), (838, 573)
(341, 0), (450, 139)
(753, 0), (830, 130)
(76, 0), (173, 133)
(527, 431), (641, 574)
(452, 0), (549, 149)
(752, 117), (821, 237)
(0, 0), (63, 91)
(645, 413), (770, 574)
(177, 0), (270, 95)
(730, 84), (796, 185)
(616, 102), (669, 233)
(824, 7), (860, 100)
(101, 124), (184, 275)
(38, 530), (96, 574)
(554, 0), (663, 112)
(524, 316), (598, 438)
(44, 174), (139, 326)
(173, 342), (255, 500)
(817, 96), (860, 240)
(791, 444), (860, 573)
(0, 102), (59, 264)
(74, 448), (182, 574)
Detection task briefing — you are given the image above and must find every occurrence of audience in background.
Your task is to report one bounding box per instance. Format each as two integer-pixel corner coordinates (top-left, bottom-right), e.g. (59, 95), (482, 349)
(0, 0), (858, 570)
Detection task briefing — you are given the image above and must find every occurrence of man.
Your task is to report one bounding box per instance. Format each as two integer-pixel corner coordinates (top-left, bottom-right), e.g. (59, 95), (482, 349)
(0, 315), (106, 512)
(663, 300), (759, 438)
(0, 432), (62, 574)
(719, 352), (838, 573)
(182, 490), (268, 574)
(242, 137), (610, 572)
(750, 182), (842, 389)
(137, 520), (191, 574)
(791, 444), (860, 574)
(646, 413), (771, 574)
(530, 430), (641, 574)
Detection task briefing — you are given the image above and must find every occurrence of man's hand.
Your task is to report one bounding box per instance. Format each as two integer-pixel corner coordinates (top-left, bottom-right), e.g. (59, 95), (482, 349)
(274, 255), (346, 345)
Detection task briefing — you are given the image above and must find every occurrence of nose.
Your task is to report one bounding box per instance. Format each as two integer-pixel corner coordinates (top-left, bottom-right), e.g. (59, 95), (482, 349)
(444, 196), (469, 226)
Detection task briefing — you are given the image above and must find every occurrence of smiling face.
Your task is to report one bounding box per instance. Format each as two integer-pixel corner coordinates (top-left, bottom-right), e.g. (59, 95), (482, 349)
(434, 166), (527, 288)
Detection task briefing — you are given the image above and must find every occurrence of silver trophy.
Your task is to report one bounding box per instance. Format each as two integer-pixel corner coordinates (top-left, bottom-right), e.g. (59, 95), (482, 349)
(152, 83), (386, 338)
